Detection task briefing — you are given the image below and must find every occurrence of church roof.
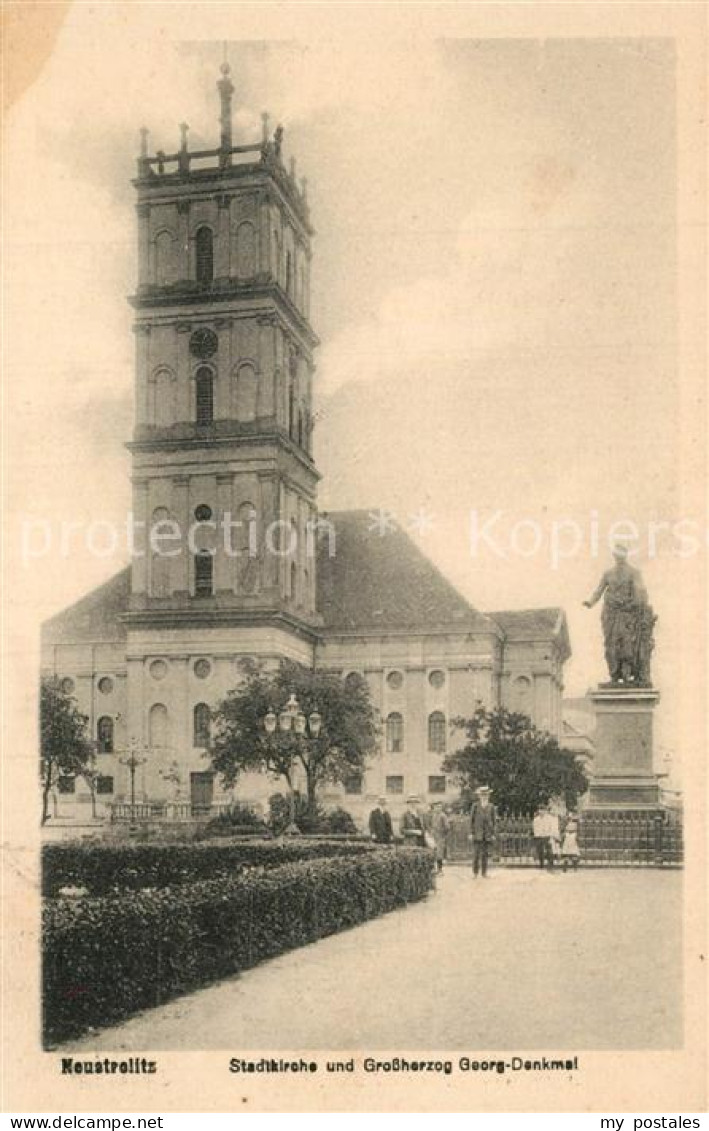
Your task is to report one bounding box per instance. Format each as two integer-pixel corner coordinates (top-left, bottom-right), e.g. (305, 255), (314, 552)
(42, 568), (131, 644)
(489, 607), (571, 660)
(489, 607), (561, 634)
(316, 510), (496, 634)
(41, 512), (567, 648)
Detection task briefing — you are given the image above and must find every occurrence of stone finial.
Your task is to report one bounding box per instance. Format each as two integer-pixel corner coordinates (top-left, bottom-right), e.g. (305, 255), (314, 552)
(178, 122), (190, 175)
(273, 124), (284, 159)
(139, 127), (149, 157)
(261, 111), (270, 143)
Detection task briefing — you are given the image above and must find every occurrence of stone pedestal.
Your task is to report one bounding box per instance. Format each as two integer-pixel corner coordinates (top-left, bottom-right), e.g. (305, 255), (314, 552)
(587, 685), (661, 809)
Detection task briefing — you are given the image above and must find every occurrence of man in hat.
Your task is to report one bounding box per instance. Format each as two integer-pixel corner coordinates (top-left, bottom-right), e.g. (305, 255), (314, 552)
(368, 796), (393, 845)
(400, 796), (426, 847)
(470, 786), (496, 877)
(429, 802), (450, 873)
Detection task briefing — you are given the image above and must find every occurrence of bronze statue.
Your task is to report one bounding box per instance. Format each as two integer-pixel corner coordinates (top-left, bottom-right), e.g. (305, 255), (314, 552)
(583, 545), (656, 686)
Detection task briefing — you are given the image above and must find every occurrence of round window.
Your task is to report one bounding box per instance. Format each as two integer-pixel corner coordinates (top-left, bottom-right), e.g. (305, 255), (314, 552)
(189, 328), (218, 359)
(428, 670), (445, 690)
(194, 504), (213, 522)
(194, 659), (212, 680)
(386, 670), (404, 691)
(150, 659), (168, 681)
(60, 677), (75, 695)
(344, 671), (363, 691)
(97, 676), (114, 695)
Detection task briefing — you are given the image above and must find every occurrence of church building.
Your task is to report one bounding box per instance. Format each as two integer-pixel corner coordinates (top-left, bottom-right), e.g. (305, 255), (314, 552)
(41, 68), (571, 824)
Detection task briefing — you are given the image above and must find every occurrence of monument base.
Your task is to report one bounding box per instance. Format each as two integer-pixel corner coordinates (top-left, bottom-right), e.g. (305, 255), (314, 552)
(586, 684), (662, 810)
(587, 775), (661, 809)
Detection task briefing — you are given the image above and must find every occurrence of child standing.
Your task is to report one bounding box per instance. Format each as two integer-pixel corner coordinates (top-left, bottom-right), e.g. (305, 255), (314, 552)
(561, 814), (581, 872)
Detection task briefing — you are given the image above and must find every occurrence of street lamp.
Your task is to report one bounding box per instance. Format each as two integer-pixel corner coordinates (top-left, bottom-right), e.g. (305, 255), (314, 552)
(262, 694), (323, 834)
(118, 738), (148, 825)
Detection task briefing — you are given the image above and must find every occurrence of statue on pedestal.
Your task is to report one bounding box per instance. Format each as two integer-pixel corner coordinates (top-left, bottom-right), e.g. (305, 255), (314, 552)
(583, 545), (656, 686)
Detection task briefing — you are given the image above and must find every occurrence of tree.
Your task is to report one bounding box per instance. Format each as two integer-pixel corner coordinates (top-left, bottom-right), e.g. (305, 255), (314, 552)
(443, 705), (588, 815)
(210, 659), (380, 808)
(40, 677), (95, 825)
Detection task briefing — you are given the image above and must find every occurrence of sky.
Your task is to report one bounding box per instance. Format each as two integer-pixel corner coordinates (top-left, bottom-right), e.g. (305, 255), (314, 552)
(5, 8), (690, 773)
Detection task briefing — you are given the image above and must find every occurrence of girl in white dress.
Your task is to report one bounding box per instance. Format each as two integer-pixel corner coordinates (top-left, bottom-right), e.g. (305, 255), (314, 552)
(561, 815), (581, 871)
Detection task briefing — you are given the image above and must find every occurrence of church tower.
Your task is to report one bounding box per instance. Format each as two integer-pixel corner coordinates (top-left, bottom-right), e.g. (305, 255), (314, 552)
(124, 66), (320, 792)
(40, 63), (573, 822)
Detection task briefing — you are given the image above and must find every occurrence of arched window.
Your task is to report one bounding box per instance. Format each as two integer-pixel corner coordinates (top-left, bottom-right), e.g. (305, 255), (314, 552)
(236, 502), (256, 555)
(194, 552), (213, 597)
(288, 380), (295, 439)
(195, 226), (214, 284)
(428, 711), (447, 754)
(149, 367), (176, 427)
(235, 361), (258, 422)
(386, 712), (404, 753)
(97, 716), (114, 754)
(193, 703), (211, 747)
(150, 507), (173, 597)
(512, 675), (532, 716)
(195, 366), (214, 426)
(272, 229), (281, 282)
(236, 221), (256, 279)
(288, 353), (297, 439)
(149, 703), (169, 750)
(154, 229), (175, 286)
(290, 561), (297, 603)
(235, 501), (258, 593)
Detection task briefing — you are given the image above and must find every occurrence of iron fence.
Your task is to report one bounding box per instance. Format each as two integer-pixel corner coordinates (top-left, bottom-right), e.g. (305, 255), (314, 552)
(446, 810), (683, 867)
(109, 800), (235, 823)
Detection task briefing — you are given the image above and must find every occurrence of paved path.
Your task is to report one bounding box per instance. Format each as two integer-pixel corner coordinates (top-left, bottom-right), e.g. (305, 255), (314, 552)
(70, 867), (681, 1051)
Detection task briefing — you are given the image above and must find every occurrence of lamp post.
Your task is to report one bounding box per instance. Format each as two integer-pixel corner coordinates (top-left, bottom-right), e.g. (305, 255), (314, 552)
(119, 738), (148, 826)
(262, 694), (322, 834)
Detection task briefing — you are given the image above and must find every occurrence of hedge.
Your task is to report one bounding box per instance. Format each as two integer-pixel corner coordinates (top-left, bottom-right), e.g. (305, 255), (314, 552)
(42, 839), (378, 897)
(43, 847), (434, 1045)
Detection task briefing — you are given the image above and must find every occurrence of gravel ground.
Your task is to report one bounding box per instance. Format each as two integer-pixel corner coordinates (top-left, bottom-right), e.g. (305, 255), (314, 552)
(67, 866), (682, 1051)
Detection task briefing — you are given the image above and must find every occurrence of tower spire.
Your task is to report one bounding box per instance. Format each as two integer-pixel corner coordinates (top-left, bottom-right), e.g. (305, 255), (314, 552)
(217, 56), (234, 166)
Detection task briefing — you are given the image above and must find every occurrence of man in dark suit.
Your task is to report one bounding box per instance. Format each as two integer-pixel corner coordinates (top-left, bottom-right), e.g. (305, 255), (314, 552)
(470, 786), (496, 877)
(368, 796), (393, 844)
(400, 796), (426, 846)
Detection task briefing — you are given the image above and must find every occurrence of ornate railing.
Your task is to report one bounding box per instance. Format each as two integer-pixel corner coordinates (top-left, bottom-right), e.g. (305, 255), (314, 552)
(109, 801), (236, 823)
(138, 141), (264, 179)
(135, 140), (310, 226)
(446, 810), (683, 867)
